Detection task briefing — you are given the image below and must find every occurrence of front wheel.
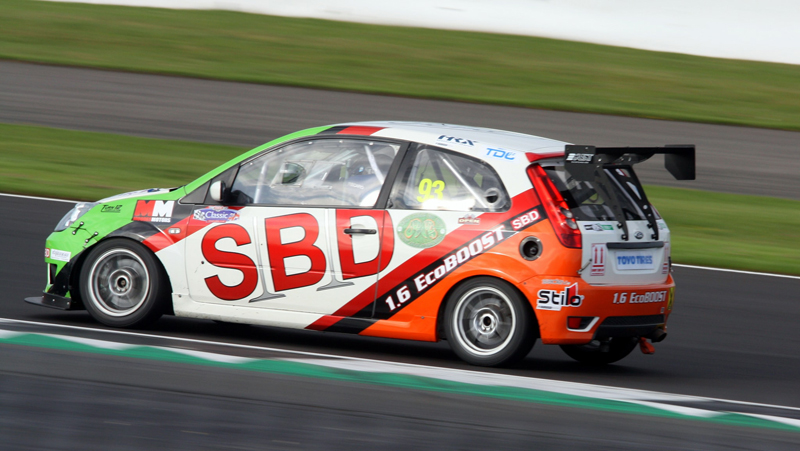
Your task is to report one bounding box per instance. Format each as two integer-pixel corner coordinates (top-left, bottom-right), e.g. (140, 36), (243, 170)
(444, 278), (536, 367)
(79, 239), (169, 328)
(560, 337), (638, 365)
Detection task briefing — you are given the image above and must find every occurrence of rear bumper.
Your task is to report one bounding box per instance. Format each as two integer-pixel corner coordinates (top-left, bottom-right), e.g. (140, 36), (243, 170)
(594, 314), (665, 339)
(519, 275), (674, 345)
(24, 292), (80, 310)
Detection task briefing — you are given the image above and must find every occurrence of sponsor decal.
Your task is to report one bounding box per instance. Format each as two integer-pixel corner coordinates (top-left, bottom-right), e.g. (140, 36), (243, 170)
(436, 135), (477, 147)
(542, 279), (570, 285)
(511, 210), (541, 231)
(486, 148), (516, 161)
(662, 242), (670, 274)
(537, 283), (584, 311)
(657, 221), (667, 230)
(590, 243), (606, 276)
(201, 224), (259, 301)
(397, 213), (446, 249)
(566, 153), (593, 163)
(615, 251), (655, 270)
(133, 200), (175, 223)
(101, 204), (122, 213)
(49, 249), (71, 262)
(612, 290), (668, 304)
(44, 248), (50, 258)
(667, 287), (675, 311)
(583, 223), (614, 232)
(193, 207), (240, 223)
(380, 206), (544, 314)
(197, 211), (395, 301)
(458, 214), (481, 225)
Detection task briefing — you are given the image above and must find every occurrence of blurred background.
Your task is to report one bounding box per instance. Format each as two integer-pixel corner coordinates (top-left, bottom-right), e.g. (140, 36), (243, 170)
(1, 1), (799, 449)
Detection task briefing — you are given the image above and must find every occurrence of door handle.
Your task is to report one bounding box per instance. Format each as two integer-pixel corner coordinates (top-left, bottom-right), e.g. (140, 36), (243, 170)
(344, 228), (377, 235)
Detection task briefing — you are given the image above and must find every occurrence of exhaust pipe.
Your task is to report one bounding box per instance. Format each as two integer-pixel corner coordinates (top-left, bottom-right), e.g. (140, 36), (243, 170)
(648, 329), (668, 343)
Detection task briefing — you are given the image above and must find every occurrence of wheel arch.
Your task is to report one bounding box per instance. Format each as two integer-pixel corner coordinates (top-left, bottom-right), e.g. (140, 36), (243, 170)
(435, 274), (539, 342)
(72, 236), (174, 315)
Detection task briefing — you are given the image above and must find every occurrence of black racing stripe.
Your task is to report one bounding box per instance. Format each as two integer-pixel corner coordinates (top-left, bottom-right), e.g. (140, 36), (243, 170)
(322, 317), (378, 334)
(317, 125), (350, 135)
(323, 205), (546, 334)
(371, 206), (545, 320)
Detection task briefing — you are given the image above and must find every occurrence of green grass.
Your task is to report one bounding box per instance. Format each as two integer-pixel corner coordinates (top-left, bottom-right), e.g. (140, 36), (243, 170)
(0, 123), (243, 201)
(2, 123), (798, 275)
(2, 1), (800, 130)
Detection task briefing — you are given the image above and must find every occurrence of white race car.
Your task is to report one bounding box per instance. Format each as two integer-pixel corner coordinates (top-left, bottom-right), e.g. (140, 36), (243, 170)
(28, 122), (694, 366)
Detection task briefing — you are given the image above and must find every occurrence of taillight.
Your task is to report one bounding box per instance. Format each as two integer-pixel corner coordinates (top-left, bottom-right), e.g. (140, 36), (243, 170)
(527, 165), (582, 248)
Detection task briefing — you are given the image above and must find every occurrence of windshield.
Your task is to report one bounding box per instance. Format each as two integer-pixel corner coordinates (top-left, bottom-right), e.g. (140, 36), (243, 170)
(544, 165), (645, 221)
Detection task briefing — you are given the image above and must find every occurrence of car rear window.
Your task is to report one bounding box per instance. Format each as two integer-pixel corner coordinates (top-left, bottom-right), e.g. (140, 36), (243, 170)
(543, 165), (645, 221)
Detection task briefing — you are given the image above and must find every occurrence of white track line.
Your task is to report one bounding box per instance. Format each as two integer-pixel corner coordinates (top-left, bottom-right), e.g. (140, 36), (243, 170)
(4, 191), (797, 281)
(2, 317), (800, 415)
(0, 192), (78, 204)
(672, 264), (800, 281)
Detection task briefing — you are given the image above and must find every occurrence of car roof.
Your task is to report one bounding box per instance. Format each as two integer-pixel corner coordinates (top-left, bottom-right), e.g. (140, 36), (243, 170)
(336, 121), (569, 159)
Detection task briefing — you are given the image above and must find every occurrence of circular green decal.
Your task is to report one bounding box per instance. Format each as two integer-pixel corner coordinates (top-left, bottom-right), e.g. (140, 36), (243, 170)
(397, 213), (447, 248)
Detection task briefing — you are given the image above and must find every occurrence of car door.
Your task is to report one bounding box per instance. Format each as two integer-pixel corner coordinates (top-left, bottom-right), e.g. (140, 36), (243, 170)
(185, 137), (400, 316)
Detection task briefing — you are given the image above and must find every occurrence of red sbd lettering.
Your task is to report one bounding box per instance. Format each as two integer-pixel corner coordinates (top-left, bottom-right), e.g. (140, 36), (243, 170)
(336, 210), (394, 280)
(201, 224), (258, 301)
(265, 213), (327, 292)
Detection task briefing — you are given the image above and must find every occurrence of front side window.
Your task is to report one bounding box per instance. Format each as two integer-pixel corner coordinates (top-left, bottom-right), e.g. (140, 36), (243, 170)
(389, 146), (510, 212)
(229, 139), (399, 207)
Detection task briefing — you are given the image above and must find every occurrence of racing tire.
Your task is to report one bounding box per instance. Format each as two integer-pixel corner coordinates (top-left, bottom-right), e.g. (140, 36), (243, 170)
(444, 277), (535, 367)
(79, 239), (169, 328)
(560, 337), (638, 365)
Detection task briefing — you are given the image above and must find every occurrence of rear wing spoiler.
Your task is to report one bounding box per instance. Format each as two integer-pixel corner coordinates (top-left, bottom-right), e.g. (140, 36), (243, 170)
(564, 145), (695, 182)
(562, 144), (695, 242)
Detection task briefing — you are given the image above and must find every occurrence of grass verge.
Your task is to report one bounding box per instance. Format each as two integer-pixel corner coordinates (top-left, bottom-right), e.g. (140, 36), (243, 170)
(2, 123), (798, 275)
(2, 0), (800, 130)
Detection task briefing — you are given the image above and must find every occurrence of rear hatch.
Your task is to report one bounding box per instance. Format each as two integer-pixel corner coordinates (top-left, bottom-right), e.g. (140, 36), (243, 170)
(543, 164), (670, 285)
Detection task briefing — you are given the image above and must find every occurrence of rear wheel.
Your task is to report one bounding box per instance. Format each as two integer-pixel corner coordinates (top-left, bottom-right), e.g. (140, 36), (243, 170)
(445, 278), (535, 367)
(79, 239), (169, 328)
(560, 337), (638, 365)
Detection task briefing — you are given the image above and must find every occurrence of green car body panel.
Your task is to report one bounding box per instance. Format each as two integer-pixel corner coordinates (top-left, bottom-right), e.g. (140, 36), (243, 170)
(40, 126), (328, 304)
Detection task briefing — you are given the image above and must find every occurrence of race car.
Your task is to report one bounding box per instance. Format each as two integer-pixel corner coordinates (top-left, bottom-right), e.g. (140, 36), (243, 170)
(26, 122), (694, 367)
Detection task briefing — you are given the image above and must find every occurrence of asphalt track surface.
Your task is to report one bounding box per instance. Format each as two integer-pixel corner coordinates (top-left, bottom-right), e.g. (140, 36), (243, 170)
(2, 61), (800, 448)
(2, 194), (800, 449)
(2, 60), (800, 200)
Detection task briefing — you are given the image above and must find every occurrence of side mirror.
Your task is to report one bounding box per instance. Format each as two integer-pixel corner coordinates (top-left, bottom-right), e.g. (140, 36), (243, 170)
(209, 180), (226, 203)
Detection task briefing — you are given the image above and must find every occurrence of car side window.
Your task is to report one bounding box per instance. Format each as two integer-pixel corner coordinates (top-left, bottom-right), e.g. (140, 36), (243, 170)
(388, 145), (510, 212)
(229, 139), (398, 207)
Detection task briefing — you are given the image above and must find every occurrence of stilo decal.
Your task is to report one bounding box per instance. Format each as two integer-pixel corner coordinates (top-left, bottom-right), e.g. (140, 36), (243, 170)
(373, 206), (544, 319)
(536, 283), (584, 311)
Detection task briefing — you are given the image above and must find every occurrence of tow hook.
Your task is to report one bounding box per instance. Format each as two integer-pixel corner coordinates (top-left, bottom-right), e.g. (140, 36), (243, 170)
(639, 337), (655, 355)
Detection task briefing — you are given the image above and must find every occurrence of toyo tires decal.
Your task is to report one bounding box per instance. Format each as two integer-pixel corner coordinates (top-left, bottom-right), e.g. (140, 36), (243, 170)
(308, 202), (545, 333)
